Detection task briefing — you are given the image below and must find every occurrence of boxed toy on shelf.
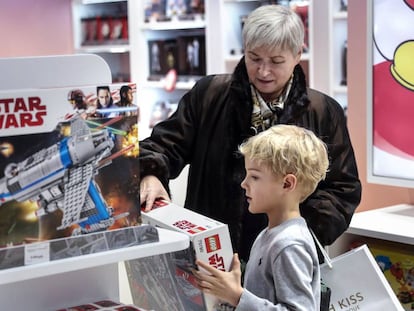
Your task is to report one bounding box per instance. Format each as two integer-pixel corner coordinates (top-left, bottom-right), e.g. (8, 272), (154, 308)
(0, 82), (158, 270)
(126, 200), (233, 311)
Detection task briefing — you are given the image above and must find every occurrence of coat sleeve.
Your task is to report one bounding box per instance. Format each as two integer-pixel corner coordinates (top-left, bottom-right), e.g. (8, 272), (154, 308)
(139, 77), (212, 188)
(300, 94), (362, 246)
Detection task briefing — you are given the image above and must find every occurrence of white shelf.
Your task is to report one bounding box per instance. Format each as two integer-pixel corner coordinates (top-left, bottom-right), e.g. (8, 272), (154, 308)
(140, 19), (206, 31)
(0, 227), (189, 310)
(347, 204), (414, 245)
(144, 79), (198, 90)
(76, 44), (130, 54)
(0, 227), (189, 286)
(333, 85), (348, 93)
(333, 11), (348, 19)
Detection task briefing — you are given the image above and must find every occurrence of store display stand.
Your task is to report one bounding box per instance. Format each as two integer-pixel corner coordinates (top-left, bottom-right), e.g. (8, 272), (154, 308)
(0, 228), (188, 310)
(347, 204), (414, 244)
(0, 55), (190, 310)
(329, 204), (414, 256)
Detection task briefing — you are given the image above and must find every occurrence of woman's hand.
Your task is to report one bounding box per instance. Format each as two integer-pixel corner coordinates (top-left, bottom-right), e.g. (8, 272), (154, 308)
(140, 175), (171, 212)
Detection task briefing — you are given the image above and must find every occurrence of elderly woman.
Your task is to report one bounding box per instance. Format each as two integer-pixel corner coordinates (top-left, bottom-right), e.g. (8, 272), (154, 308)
(139, 4), (361, 264)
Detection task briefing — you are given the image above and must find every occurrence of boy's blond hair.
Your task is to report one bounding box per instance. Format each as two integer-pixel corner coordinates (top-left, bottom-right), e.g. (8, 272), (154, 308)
(239, 125), (329, 201)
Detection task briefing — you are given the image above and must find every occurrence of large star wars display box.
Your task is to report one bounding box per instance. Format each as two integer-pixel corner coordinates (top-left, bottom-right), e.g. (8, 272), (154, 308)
(0, 82), (159, 270)
(126, 200), (233, 311)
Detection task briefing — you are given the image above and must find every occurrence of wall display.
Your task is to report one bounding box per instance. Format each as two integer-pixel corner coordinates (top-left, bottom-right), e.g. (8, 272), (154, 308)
(367, 0), (414, 188)
(0, 83), (156, 270)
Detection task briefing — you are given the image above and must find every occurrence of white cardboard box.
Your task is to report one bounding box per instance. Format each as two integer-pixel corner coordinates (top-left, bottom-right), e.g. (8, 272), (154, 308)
(141, 200), (234, 311)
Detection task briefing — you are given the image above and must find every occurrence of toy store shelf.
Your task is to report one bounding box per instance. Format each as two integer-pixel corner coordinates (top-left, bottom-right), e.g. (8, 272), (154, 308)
(140, 19), (206, 31)
(333, 11), (348, 20)
(80, 0), (126, 4)
(333, 85), (347, 94)
(0, 227), (189, 286)
(76, 43), (131, 54)
(347, 204), (414, 245)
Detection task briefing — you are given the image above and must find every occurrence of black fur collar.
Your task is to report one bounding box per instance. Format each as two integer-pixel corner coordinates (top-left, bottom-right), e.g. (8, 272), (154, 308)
(231, 56), (310, 123)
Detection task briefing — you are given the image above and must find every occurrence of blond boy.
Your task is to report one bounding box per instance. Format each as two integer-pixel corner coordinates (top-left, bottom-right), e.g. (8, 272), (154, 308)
(194, 124), (329, 311)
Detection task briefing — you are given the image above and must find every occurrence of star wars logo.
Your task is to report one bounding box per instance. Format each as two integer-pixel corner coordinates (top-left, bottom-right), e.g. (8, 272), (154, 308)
(0, 96), (47, 129)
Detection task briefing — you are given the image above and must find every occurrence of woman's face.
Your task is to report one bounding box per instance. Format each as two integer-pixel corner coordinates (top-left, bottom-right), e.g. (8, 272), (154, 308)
(245, 45), (301, 102)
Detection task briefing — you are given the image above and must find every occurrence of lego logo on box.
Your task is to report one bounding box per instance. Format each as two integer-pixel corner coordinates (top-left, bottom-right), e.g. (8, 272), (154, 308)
(205, 234), (221, 253)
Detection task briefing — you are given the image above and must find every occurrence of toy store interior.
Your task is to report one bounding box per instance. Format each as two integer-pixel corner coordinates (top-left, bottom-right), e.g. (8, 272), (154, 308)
(0, 0), (414, 310)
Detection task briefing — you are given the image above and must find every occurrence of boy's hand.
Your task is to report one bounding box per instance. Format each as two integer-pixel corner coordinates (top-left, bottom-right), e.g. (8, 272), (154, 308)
(193, 253), (243, 307)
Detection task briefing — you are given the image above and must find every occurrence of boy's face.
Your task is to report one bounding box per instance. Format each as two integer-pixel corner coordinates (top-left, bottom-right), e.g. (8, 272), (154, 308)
(241, 158), (285, 215)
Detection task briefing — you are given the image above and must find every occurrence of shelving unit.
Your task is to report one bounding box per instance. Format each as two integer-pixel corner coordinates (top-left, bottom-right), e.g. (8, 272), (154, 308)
(71, 0), (131, 82)
(328, 204), (414, 259)
(0, 227), (189, 310)
(329, 0), (348, 110)
(70, 0), (351, 96)
(311, 0), (348, 110)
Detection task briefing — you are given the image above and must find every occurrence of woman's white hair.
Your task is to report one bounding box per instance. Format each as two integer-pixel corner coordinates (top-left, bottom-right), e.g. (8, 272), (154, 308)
(242, 5), (305, 55)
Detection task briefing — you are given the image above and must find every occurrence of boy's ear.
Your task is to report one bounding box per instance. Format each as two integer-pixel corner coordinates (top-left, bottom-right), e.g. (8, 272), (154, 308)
(283, 174), (297, 190)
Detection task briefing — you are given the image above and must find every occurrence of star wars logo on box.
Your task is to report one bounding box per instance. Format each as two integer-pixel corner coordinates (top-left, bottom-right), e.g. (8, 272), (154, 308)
(0, 83), (157, 270)
(0, 96), (47, 129)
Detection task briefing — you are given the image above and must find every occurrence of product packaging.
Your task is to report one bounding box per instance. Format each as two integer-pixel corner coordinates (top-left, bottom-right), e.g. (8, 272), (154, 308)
(0, 82), (158, 270)
(126, 200), (233, 311)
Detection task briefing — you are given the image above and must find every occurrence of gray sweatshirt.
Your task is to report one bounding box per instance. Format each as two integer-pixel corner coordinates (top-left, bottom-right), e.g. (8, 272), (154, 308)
(236, 217), (320, 311)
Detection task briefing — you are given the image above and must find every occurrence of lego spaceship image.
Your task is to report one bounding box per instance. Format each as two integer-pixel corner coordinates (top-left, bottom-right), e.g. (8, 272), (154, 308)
(0, 116), (129, 235)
